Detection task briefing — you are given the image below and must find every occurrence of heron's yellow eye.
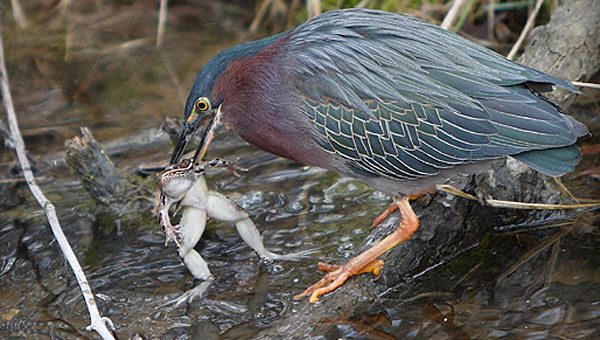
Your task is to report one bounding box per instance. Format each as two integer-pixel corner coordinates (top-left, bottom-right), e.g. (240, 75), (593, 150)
(195, 97), (210, 112)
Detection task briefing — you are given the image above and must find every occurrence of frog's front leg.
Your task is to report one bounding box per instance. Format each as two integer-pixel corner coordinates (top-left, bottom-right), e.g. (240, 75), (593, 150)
(206, 191), (313, 261)
(196, 158), (248, 177)
(157, 193), (181, 247)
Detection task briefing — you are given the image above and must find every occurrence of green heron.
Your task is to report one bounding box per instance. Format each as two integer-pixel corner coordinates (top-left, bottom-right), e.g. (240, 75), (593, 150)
(170, 9), (588, 302)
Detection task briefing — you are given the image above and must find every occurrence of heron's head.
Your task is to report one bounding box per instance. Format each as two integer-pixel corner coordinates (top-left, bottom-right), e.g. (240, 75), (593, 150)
(169, 34), (286, 164)
(169, 54), (228, 164)
(169, 93), (223, 164)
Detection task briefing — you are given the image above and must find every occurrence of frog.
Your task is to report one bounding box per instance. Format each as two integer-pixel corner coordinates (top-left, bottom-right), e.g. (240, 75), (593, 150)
(156, 158), (311, 282)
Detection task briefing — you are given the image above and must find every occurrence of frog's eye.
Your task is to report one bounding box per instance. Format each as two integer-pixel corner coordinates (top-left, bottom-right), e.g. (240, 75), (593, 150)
(194, 97), (210, 112)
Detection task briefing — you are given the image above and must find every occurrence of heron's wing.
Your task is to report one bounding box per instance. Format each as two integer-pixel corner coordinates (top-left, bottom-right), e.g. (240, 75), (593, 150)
(287, 9), (585, 179)
(305, 98), (485, 179)
(287, 9), (576, 114)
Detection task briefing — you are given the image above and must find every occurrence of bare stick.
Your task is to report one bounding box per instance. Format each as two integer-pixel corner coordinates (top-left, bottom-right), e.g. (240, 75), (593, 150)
(487, 0), (495, 39)
(0, 116), (14, 148)
(356, 0), (370, 8)
(507, 0), (544, 60)
(10, 0), (28, 29)
(156, 0), (168, 47)
(249, 0), (273, 33)
(441, 0), (467, 29)
(59, 0), (73, 62)
(437, 185), (600, 210)
(306, 0), (321, 18)
(0, 14), (116, 340)
(571, 81), (600, 90)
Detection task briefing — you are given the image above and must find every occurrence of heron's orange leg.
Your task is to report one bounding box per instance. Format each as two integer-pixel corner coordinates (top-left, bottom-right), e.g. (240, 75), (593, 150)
(294, 196), (420, 303)
(371, 203), (398, 229)
(372, 193), (426, 229)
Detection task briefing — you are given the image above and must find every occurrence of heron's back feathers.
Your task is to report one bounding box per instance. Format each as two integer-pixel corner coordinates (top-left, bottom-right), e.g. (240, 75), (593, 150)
(283, 9), (587, 180)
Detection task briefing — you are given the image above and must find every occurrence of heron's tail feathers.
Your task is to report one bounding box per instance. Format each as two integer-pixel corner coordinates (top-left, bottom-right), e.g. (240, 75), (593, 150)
(512, 144), (582, 177)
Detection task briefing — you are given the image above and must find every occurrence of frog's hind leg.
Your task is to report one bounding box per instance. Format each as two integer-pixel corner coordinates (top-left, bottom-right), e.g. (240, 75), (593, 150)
(180, 249), (211, 280)
(206, 191), (314, 261)
(205, 191), (275, 257)
(162, 207), (213, 308)
(178, 208), (212, 280)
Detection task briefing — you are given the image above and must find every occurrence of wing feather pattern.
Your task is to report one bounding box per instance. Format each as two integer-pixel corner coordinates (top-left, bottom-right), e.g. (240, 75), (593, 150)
(288, 9), (587, 179)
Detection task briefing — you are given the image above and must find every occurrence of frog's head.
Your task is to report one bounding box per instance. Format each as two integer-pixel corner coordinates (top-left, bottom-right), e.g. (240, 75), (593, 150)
(156, 159), (197, 200)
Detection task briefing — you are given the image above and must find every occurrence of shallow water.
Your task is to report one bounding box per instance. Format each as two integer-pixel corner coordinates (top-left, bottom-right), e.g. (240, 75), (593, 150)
(1, 1), (599, 339)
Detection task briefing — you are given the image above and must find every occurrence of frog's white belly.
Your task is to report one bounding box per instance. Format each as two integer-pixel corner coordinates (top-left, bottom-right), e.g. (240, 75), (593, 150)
(180, 176), (209, 211)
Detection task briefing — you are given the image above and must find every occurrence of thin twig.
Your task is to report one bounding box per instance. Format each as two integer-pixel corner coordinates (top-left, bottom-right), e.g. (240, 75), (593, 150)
(496, 224), (573, 282)
(487, 0), (495, 39)
(507, 0), (544, 60)
(571, 81), (600, 90)
(306, 0), (321, 18)
(0, 116), (14, 148)
(161, 53), (185, 105)
(437, 184), (600, 210)
(356, 0), (371, 8)
(156, 0), (168, 48)
(543, 238), (562, 289)
(249, 0), (273, 33)
(60, 0), (73, 62)
(10, 0), (28, 29)
(0, 12), (116, 340)
(441, 0), (467, 29)
(0, 177), (39, 184)
(553, 177), (579, 203)
(452, 0), (476, 32)
(59, 0), (71, 12)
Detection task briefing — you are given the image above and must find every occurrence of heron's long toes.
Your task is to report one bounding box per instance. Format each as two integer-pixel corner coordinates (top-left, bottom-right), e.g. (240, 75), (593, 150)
(317, 261), (341, 272)
(293, 270), (338, 301)
(294, 258), (386, 303)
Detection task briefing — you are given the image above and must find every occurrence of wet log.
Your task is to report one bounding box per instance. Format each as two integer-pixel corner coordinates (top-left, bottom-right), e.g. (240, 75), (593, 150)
(254, 0), (600, 337)
(63, 121), (206, 212)
(44, 126), (172, 171)
(65, 127), (134, 208)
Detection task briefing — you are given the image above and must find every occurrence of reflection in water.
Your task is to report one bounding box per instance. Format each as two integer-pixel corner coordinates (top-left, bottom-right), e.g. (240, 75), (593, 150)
(1, 1), (599, 339)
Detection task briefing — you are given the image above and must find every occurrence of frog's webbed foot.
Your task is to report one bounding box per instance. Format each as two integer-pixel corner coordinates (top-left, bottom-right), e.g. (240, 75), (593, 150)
(163, 223), (181, 247)
(259, 247), (319, 262)
(160, 278), (214, 308)
(226, 162), (248, 177)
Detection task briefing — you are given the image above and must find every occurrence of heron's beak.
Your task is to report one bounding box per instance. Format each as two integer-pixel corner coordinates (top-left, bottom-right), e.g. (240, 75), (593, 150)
(169, 111), (215, 164)
(191, 104), (224, 162)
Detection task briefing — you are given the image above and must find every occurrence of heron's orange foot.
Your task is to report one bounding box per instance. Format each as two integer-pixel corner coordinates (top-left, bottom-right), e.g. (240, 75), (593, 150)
(293, 258), (384, 303)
